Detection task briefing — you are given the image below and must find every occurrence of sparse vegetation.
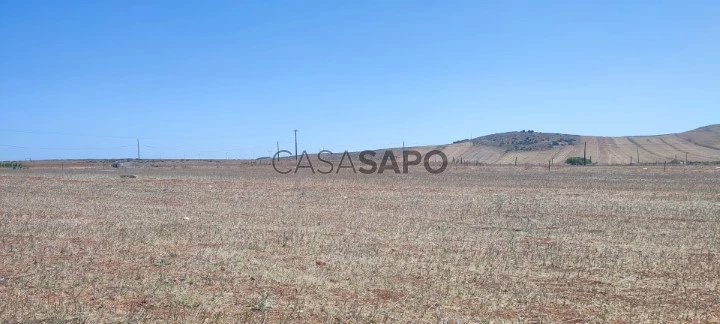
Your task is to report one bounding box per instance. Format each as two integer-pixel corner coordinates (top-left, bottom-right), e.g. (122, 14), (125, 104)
(247, 292), (273, 312)
(1, 163), (719, 322)
(565, 156), (593, 165)
(0, 161), (25, 169)
(165, 294), (202, 309)
(463, 131), (581, 152)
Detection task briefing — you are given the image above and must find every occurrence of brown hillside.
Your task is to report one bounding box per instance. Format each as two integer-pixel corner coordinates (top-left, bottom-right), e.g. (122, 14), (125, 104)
(273, 125), (720, 166)
(409, 124), (720, 165)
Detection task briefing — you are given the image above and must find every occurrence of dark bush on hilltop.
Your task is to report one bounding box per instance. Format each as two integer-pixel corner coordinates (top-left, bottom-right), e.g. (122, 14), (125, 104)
(565, 157), (592, 165)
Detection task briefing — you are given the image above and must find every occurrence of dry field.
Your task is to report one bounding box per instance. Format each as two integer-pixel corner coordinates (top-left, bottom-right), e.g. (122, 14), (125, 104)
(1, 163), (719, 323)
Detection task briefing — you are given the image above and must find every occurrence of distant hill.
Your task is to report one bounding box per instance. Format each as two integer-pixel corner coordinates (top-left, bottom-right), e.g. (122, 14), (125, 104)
(400, 124), (720, 165)
(455, 130), (581, 152)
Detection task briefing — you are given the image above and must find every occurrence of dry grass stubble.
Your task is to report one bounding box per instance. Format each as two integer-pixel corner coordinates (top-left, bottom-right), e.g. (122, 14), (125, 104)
(1, 164), (719, 322)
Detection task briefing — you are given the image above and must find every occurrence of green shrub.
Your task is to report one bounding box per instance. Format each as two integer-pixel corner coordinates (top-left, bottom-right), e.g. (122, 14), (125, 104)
(0, 162), (25, 169)
(565, 157), (592, 165)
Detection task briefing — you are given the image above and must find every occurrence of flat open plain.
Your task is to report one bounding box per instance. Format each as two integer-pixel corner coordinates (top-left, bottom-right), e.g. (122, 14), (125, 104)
(1, 162), (719, 322)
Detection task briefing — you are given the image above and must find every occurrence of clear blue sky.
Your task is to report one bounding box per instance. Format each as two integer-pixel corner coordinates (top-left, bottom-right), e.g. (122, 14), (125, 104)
(1, 1), (719, 160)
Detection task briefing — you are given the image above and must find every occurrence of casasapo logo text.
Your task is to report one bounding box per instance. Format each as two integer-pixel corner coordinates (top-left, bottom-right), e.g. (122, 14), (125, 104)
(273, 150), (448, 174)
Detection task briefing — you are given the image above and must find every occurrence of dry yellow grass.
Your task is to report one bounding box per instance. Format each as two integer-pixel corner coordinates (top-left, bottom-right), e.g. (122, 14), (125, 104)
(1, 162), (719, 322)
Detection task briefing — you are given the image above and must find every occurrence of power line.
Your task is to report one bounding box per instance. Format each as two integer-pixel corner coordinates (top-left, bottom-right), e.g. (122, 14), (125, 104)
(0, 128), (256, 142)
(141, 145), (256, 152)
(0, 128), (136, 139)
(0, 144), (131, 150)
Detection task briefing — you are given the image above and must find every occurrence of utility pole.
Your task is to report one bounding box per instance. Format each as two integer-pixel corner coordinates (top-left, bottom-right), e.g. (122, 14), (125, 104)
(685, 152), (688, 165)
(294, 129), (298, 160)
(636, 144), (640, 165)
(137, 139), (140, 159)
(276, 141), (280, 156)
(583, 142), (587, 165)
